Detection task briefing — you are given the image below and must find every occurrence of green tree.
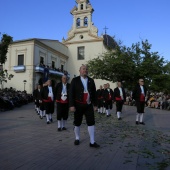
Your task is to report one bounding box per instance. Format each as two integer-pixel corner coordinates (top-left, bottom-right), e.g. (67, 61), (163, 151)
(130, 40), (166, 89)
(87, 39), (168, 91)
(0, 69), (14, 88)
(0, 33), (14, 88)
(87, 43), (135, 87)
(0, 33), (13, 64)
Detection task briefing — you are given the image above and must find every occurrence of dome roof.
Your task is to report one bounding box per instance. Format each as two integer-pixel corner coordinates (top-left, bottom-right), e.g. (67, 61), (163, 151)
(103, 34), (117, 49)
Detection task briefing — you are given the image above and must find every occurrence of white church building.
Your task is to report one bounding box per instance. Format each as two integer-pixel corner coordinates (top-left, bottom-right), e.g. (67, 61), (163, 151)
(4, 0), (117, 93)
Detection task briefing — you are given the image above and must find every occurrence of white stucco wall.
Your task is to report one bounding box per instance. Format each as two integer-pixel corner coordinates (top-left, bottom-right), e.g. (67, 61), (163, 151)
(3, 40), (69, 94)
(66, 40), (116, 90)
(4, 41), (34, 93)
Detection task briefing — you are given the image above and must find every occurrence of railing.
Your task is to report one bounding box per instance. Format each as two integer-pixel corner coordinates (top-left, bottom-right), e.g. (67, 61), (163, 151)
(13, 65), (26, 72)
(35, 66), (70, 78)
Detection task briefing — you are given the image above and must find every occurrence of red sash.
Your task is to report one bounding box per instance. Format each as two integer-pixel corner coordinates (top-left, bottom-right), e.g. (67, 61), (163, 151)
(56, 99), (68, 104)
(140, 94), (145, 102)
(107, 93), (112, 100)
(76, 93), (88, 104)
(115, 97), (122, 101)
(43, 97), (52, 102)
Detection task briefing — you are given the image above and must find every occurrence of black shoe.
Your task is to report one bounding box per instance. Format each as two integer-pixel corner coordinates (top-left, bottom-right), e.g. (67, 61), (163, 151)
(118, 117), (122, 120)
(50, 118), (53, 122)
(107, 115), (109, 117)
(90, 142), (100, 148)
(62, 127), (67, 130)
(140, 122), (145, 125)
(47, 121), (50, 124)
(40, 116), (43, 119)
(74, 140), (80, 145)
(58, 128), (62, 131)
(136, 121), (139, 125)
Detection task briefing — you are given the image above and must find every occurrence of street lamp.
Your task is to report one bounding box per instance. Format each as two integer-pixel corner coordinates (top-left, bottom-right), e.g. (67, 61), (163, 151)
(23, 80), (27, 91)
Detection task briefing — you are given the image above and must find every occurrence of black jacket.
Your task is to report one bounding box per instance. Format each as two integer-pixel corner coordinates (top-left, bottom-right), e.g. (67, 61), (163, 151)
(96, 89), (103, 99)
(41, 86), (55, 100)
(69, 76), (97, 107)
(33, 89), (38, 100)
(55, 82), (70, 101)
(132, 84), (147, 102)
(37, 89), (42, 100)
(113, 87), (126, 102)
(102, 88), (114, 101)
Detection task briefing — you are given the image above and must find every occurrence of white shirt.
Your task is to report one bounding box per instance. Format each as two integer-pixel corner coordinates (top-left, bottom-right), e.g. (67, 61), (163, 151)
(140, 85), (145, 96)
(81, 76), (88, 92)
(80, 76), (90, 104)
(48, 86), (53, 101)
(118, 87), (124, 100)
(62, 83), (67, 95)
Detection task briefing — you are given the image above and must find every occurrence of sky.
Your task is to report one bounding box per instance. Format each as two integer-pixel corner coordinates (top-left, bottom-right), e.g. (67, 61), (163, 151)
(0, 0), (170, 60)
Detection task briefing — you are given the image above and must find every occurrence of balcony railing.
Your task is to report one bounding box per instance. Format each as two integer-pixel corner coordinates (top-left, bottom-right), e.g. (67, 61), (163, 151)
(13, 65), (26, 72)
(35, 66), (70, 78)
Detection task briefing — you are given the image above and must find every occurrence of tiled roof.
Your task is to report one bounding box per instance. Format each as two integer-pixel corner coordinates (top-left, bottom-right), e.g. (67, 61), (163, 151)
(103, 34), (117, 49)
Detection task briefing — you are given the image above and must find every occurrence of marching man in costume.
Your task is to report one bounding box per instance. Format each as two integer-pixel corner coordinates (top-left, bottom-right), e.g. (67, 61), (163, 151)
(113, 81), (126, 120)
(55, 75), (70, 131)
(132, 78), (147, 125)
(96, 85), (103, 114)
(38, 83), (46, 119)
(37, 84), (44, 119)
(69, 65), (100, 148)
(103, 83), (114, 117)
(33, 84), (39, 114)
(102, 84), (107, 114)
(41, 79), (55, 124)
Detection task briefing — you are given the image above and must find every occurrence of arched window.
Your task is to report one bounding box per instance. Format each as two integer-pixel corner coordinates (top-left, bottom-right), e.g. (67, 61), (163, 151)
(76, 18), (80, 27)
(84, 17), (88, 26)
(81, 4), (83, 10)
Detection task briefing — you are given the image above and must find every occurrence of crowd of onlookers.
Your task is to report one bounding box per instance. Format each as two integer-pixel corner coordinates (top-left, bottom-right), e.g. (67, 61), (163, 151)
(125, 93), (170, 110)
(38, 63), (69, 75)
(0, 88), (33, 111)
(1, 86), (170, 112)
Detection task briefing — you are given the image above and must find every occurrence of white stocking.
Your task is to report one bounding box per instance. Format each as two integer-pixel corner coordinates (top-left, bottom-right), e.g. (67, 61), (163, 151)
(140, 113), (144, 122)
(62, 120), (66, 128)
(74, 126), (80, 140)
(49, 114), (52, 119)
(43, 110), (46, 116)
(106, 110), (109, 116)
(100, 107), (102, 113)
(58, 120), (61, 128)
(40, 110), (43, 117)
(136, 113), (140, 122)
(88, 126), (95, 144)
(117, 112), (120, 118)
(46, 114), (49, 122)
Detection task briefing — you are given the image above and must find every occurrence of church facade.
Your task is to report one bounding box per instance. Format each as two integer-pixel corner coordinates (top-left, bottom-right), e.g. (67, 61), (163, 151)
(3, 0), (116, 93)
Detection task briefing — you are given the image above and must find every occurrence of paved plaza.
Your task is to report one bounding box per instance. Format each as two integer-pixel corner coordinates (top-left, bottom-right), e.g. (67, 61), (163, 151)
(0, 103), (170, 170)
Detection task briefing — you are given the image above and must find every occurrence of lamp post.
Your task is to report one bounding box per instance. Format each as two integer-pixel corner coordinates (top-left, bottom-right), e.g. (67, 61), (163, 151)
(23, 80), (27, 91)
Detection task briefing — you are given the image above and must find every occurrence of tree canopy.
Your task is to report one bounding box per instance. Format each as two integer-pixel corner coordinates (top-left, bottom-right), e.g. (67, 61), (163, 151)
(0, 33), (14, 88)
(87, 39), (170, 92)
(0, 33), (13, 64)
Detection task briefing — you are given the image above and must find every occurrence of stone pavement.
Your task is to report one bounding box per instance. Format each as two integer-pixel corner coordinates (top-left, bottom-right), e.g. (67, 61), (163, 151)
(0, 103), (170, 170)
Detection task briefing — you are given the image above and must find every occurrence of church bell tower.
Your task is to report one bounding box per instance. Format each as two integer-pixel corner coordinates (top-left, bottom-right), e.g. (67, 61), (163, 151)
(63, 0), (100, 42)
